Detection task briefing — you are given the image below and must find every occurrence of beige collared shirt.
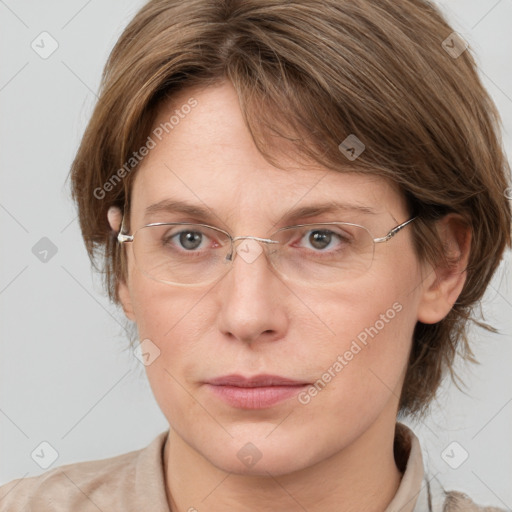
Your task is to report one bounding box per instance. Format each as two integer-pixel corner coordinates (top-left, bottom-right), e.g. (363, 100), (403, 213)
(0, 423), (504, 511)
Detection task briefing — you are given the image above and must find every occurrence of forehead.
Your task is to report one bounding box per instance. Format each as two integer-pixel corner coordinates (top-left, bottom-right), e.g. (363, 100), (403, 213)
(129, 82), (406, 226)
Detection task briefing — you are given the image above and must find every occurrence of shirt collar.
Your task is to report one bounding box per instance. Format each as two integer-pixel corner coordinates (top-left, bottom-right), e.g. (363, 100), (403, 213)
(384, 422), (426, 512)
(386, 422), (447, 512)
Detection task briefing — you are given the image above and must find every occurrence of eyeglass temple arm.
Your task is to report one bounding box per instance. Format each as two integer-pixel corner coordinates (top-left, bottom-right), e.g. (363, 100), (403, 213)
(373, 216), (417, 244)
(117, 214), (133, 243)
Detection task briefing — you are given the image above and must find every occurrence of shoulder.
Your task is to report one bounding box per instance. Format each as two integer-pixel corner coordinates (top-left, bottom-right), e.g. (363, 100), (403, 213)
(0, 432), (168, 512)
(443, 490), (507, 512)
(0, 449), (139, 512)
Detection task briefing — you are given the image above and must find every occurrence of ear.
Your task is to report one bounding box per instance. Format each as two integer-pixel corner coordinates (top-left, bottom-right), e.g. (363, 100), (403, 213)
(107, 205), (122, 233)
(107, 206), (136, 322)
(416, 214), (471, 324)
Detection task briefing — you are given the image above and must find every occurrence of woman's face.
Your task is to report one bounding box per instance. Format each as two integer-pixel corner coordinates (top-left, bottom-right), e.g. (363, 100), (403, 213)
(118, 80), (429, 476)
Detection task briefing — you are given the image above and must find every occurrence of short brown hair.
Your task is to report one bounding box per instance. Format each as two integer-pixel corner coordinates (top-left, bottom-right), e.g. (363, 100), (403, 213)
(70, 0), (512, 416)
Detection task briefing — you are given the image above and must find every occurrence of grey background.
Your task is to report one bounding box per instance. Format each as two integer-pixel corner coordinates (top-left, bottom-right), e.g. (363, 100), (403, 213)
(1, 0), (511, 508)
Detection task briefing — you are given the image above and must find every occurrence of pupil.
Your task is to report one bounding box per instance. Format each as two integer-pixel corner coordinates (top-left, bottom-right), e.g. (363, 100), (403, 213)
(180, 231), (202, 250)
(310, 231), (331, 249)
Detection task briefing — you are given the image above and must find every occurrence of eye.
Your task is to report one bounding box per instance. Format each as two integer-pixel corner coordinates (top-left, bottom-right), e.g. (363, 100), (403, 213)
(162, 227), (213, 251)
(297, 227), (352, 252)
(177, 230), (205, 250)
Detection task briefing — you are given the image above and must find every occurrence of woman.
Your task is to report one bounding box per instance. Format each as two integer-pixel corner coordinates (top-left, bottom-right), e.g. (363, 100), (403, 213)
(1, 0), (510, 510)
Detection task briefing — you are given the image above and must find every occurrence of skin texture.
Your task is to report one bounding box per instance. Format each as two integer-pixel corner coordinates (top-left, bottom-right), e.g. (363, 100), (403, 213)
(113, 80), (471, 512)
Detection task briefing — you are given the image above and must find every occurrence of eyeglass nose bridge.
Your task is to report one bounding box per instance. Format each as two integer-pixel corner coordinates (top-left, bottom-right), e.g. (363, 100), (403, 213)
(225, 235), (280, 262)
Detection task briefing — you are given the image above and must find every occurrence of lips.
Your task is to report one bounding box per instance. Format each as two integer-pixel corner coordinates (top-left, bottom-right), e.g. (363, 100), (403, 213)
(204, 374), (310, 409)
(206, 374), (310, 387)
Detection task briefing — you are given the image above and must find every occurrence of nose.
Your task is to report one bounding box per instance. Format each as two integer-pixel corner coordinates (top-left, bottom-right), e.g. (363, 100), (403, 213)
(215, 237), (288, 345)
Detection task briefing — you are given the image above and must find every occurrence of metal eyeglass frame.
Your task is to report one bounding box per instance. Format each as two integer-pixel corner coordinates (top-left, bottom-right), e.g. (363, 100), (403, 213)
(117, 215), (417, 278)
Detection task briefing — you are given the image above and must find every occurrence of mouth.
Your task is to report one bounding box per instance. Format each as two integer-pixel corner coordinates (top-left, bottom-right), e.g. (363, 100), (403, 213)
(203, 374), (310, 409)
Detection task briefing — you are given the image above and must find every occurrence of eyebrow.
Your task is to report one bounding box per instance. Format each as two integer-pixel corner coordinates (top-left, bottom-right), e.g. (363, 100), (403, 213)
(143, 198), (377, 224)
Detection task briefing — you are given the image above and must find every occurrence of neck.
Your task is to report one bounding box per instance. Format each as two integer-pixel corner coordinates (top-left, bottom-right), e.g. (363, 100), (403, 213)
(163, 416), (403, 512)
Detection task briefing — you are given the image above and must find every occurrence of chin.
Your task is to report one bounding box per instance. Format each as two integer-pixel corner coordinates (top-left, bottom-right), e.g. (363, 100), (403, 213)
(197, 434), (325, 477)
(209, 450), (306, 477)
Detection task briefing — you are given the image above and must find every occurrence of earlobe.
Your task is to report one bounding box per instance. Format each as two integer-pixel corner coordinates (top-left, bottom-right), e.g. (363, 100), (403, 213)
(416, 214), (471, 324)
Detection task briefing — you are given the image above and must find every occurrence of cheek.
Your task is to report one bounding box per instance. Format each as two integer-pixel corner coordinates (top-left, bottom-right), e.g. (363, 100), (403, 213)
(314, 293), (410, 377)
(129, 273), (213, 377)
(302, 265), (419, 418)
(129, 277), (212, 425)
(130, 272), (200, 339)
